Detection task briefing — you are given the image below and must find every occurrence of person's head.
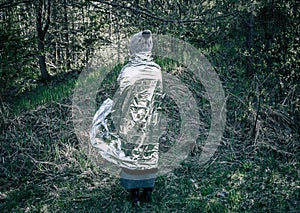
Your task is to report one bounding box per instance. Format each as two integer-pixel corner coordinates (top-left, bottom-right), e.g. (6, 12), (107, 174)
(130, 30), (153, 55)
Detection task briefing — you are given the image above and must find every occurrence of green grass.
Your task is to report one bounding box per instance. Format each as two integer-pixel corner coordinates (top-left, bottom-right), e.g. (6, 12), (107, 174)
(12, 77), (77, 115)
(3, 151), (298, 212)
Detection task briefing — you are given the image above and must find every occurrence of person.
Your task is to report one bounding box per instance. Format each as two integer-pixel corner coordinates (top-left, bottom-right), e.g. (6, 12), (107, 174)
(112, 30), (163, 205)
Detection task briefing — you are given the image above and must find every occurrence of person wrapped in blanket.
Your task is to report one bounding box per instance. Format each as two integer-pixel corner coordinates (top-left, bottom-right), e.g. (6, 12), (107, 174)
(116, 30), (163, 205)
(90, 30), (163, 205)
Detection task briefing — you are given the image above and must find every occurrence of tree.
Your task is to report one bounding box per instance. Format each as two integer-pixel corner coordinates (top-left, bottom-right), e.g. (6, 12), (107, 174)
(35, 0), (51, 81)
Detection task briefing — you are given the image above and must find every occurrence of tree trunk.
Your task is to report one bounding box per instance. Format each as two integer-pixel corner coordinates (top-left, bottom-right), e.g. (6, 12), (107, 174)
(36, 0), (51, 81)
(37, 39), (49, 80)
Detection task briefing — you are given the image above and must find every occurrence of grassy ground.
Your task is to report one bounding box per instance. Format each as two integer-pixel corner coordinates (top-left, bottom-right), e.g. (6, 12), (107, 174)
(1, 61), (299, 212)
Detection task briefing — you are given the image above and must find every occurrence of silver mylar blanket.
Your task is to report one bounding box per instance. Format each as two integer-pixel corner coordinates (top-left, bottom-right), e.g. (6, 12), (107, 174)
(90, 53), (163, 170)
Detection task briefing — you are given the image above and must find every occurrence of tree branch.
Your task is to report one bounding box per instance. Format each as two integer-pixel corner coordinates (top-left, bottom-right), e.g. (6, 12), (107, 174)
(43, 0), (51, 36)
(0, 0), (32, 10)
(88, 0), (237, 24)
(36, 0), (43, 39)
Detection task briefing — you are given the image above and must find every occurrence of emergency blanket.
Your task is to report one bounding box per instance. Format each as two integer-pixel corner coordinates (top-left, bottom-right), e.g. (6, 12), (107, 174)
(90, 46), (163, 170)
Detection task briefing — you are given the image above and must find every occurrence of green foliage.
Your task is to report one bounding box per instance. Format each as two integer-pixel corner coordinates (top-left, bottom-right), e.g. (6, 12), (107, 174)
(0, 8), (38, 96)
(12, 77), (76, 114)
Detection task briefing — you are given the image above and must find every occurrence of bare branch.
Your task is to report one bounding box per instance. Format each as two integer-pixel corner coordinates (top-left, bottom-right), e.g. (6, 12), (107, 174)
(88, 0), (237, 24)
(43, 0), (51, 36)
(0, 0), (32, 10)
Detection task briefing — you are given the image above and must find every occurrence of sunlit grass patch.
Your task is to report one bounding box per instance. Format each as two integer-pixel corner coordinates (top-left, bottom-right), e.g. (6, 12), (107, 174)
(13, 78), (77, 115)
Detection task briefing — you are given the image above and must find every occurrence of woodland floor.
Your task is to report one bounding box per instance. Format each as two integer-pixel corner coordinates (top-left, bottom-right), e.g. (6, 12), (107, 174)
(1, 69), (299, 213)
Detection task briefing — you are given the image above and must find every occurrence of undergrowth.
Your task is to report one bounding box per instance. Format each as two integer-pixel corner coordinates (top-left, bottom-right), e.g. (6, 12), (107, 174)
(11, 73), (78, 115)
(0, 59), (299, 212)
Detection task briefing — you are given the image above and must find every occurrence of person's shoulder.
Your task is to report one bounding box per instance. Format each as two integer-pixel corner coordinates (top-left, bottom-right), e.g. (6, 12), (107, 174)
(149, 62), (161, 70)
(120, 62), (131, 71)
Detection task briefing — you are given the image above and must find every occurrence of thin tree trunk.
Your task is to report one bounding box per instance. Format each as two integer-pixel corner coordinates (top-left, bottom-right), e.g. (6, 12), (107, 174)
(36, 0), (51, 81)
(37, 39), (49, 80)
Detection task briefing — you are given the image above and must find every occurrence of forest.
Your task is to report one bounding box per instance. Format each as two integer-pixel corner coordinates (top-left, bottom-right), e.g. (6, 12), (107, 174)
(1, 0), (299, 212)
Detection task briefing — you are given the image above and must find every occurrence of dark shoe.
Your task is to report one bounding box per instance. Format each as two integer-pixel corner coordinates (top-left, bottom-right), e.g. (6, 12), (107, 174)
(141, 187), (153, 203)
(130, 188), (140, 206)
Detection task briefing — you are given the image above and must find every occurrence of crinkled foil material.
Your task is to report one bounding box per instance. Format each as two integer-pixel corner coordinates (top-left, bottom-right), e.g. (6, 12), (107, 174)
(90, 56), (163, 170)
